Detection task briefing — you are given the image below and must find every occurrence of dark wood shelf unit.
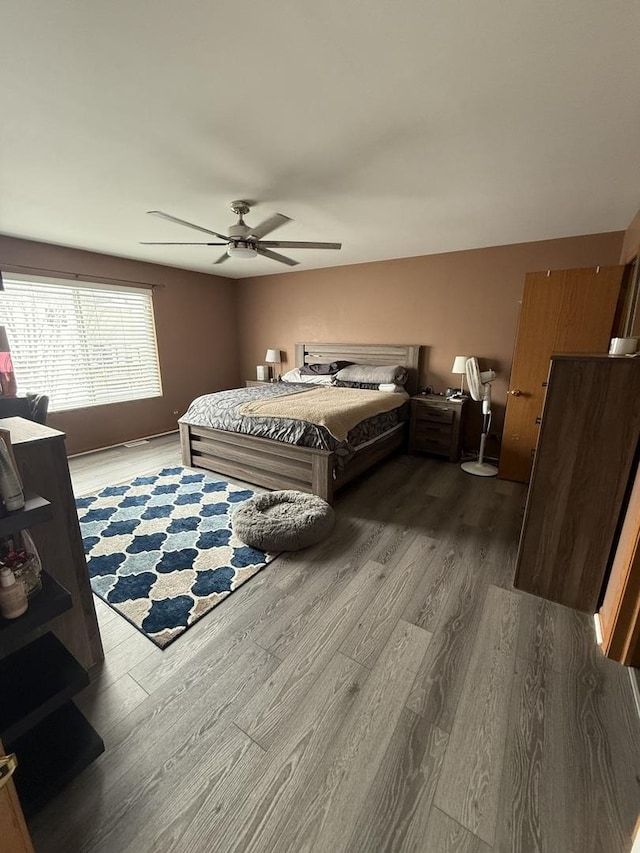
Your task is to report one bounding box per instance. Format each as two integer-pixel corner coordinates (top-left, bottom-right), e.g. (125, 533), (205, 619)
(0, 418), (105, 833)
(0, 493), (52, 539)
(0, 633), (89, 744)
(0, 572), (72, 660)
(0, 417), (103, 671)
(9, 702), (105, 819)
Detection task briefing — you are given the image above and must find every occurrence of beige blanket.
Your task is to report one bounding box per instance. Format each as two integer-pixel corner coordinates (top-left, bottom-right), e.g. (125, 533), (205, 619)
(238, 387), (407, 442)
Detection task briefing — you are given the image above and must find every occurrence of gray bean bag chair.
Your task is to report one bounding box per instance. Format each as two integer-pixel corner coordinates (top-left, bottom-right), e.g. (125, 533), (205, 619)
(232, 490), (335, 551)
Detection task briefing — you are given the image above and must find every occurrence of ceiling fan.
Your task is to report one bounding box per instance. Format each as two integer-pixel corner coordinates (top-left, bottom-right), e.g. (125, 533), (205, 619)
(140, 200), (342, 266)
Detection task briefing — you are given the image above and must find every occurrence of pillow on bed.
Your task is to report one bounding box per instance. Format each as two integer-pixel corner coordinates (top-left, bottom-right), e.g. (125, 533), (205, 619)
(332, 379), (379, 389)
(333, 379), (408, 395)
(379, 383), (410, 395)
(299, 360), (353, 375)
(335, 364), (409, 385)
(281, 367), (335, 385)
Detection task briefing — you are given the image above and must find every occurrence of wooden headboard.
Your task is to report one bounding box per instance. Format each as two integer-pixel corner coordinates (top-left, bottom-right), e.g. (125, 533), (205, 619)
(295, 342), (421, 396)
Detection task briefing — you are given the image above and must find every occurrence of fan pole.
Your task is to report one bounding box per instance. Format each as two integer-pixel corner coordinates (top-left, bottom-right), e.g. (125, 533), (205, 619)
(461, 407), (498, 477)
(478, 432), (487, 465)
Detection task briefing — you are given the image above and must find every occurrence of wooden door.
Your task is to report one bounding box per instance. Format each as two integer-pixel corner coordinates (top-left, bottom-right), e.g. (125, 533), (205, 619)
(0, 740), (34, 853)
(498, 266), (624, 483)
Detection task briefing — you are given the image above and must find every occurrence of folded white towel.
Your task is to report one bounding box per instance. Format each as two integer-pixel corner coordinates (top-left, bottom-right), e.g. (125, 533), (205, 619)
(379, 383), (408, 395)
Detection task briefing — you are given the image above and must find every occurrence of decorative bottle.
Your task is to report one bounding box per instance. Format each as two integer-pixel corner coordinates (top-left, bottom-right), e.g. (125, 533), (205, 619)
(0, 436), (24, 511)
(9, 530), (43, 598)
(0, 566), (28, 619)
(12, 530), (42, 599)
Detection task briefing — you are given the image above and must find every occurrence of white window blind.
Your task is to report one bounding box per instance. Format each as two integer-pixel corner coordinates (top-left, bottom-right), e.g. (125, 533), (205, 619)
(0, 274), (162, 412)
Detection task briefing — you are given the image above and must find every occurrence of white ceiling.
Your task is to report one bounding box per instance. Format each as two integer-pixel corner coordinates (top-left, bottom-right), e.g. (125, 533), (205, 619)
(2, 1), (639, 279)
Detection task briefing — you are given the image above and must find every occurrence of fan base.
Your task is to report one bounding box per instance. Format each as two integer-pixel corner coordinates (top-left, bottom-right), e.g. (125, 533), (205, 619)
(461, 460), (498, 477)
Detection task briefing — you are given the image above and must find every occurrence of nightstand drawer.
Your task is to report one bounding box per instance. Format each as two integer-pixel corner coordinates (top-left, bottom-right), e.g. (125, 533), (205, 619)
(413, 423), (453, 446)
(413, 405), (455, 425)
(413, 420), (452, 437)
(412, 435), (452, 454)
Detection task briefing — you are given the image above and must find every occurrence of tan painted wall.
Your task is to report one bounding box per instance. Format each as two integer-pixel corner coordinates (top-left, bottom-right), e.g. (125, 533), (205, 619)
(621, 209), (640, 338)
(236, 231), (624, 449)
(0, 229), (625, 458)
(621, 208), (640, 264)
(0, 236), (240, 455)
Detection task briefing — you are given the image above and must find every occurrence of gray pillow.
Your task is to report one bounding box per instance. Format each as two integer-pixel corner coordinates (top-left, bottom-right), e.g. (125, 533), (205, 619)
(335, 364), (408, 385)
(299, 360), (353, 376)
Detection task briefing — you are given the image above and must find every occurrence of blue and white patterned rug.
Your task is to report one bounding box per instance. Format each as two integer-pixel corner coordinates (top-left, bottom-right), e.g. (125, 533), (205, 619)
(76, 467), (276, 648)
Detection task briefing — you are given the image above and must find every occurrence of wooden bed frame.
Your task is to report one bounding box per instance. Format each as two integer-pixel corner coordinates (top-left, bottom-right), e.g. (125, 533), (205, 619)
(179, 342), (420, 503)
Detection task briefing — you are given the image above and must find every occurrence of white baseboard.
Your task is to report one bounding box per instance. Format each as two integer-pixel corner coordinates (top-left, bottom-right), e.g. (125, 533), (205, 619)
(68, 429), (179, 458)
(593, 612), (604, 645)
(632, 811), (640, 853)
(629, 668), (640, 722)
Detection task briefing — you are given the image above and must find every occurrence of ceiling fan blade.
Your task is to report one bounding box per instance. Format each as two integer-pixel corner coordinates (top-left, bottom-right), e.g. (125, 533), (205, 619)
(256, 247), (299, 266)
(249, 213), (292, 240)
(257, 241), (342, 250)
(140, 241), (227, 245)
(147, 210), (228, 241)
(213, 252), (230, 265)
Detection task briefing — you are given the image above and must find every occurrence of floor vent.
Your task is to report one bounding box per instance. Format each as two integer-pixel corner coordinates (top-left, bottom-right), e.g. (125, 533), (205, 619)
(123, 439), (149, 448)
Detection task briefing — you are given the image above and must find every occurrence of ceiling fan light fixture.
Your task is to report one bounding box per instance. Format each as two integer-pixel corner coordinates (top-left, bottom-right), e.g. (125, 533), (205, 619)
(144, 202), (341, 267)
(227, 242), (257, 259)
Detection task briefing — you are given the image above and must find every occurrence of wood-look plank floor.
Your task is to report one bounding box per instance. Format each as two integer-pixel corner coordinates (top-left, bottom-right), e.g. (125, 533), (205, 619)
(29, 435), (640, 852)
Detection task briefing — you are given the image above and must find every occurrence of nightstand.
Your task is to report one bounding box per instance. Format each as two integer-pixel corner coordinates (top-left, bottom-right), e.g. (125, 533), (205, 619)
(409, 395), (467, 462)
(245, 380), (272, 387)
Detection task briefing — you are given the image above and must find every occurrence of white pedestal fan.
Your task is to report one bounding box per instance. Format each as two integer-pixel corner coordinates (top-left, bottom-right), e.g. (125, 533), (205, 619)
(461, 357), (498, 477)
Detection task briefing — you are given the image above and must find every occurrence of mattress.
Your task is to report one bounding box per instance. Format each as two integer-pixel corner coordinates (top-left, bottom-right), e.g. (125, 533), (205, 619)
(179, 383), (406, 465)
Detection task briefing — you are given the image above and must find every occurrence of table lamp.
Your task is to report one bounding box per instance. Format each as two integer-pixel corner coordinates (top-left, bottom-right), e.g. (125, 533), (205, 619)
(450, 356), (469, 400)
(265, 349), (282, 382)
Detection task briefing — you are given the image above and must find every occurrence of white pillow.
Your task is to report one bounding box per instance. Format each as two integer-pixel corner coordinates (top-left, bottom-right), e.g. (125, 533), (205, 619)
(281, 367), (335, 385)
(379, 383), (409, 396)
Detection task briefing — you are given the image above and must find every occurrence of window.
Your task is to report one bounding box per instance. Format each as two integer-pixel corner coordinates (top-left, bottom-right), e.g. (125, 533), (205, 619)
(0, 274), (162, 412)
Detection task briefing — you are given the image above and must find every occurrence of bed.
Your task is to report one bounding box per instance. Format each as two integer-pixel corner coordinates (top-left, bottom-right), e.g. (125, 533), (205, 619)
(179, 342), (420, 503)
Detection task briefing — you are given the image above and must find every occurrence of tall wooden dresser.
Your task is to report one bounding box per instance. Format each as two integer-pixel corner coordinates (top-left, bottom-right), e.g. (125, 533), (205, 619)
(514, 354), (640, 612)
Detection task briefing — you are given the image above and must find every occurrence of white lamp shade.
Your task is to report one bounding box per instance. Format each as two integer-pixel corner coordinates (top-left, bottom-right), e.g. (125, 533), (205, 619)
(451, 356), (469, 374)
(265, 349), (281, 363)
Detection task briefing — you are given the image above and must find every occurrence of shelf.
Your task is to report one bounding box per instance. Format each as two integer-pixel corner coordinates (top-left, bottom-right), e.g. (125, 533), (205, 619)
(9, 701), (105, 818)
(0, 572), (72, 659)
(0, 493), (53, 539)
(0, 633), (89, 743)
